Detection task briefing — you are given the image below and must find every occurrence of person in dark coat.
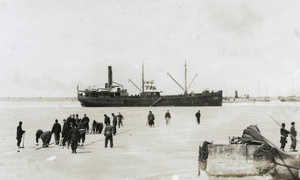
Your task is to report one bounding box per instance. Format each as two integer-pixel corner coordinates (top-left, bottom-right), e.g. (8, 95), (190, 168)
(51, 119), (62, 145)
(92, 120), (98, 134)
(104, 114), (110, 125)
(62, 120), (71, 147)
(35, 129), (43, 145)
(165, 110), (171, 125)
(16, 121), (25, 148)
(99, 122), (103, 134)
(280, 123), (290, 151)
(92, 120), (103, 134)
(68, 124), (80, 153)
(66, 114), (72, 124)
(112, 113), (117, 135)
(75, 114), (80, 125)
(290, 122), (297, 151)
(37, 130), (52, 147)
(82, 114), (90, 133)
(104, 122), (114, 148)
(147, 111), (155, 127)
(78, 119), (87, 146)
(117, 112), (124, 128)
(195, 110), (201, 124)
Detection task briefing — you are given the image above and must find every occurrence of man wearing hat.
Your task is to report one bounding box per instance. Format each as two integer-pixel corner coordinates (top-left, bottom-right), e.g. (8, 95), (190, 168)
(16, 121), (25, 148)
(290, 122), (297, 152)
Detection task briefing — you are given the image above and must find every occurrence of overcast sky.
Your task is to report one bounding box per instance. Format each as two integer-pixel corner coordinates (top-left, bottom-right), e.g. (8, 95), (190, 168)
(1, 0), (300, 97)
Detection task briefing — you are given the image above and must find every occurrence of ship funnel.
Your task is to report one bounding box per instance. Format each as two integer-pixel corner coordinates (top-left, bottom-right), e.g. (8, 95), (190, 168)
(235, 90), (238, 98)
(108, 66), (112, 88)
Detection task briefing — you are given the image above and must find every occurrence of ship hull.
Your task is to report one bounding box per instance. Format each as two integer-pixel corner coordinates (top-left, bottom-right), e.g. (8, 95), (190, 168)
(278, 96), (300, 102)
(78, 91), (222, 107)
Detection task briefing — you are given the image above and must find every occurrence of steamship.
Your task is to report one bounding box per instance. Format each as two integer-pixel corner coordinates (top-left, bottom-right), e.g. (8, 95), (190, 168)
(77, 64), (222, 107)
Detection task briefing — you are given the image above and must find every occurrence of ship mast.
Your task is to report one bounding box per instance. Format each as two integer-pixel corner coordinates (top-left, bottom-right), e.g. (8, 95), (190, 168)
(167, 61), (196, 96)
(184, 61), (187, 95)
(142, 61), (145, 94)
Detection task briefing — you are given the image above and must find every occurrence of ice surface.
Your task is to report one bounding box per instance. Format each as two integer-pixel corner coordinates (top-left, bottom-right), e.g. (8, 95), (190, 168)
(0, 99), (297, 179)
(46, 155), (56, 161)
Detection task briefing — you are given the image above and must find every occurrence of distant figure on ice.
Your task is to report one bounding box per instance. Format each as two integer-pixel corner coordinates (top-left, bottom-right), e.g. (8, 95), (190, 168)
(82, 114), (90, 133)
(104, 122), (114, 148)
(51, 119), (62, 145)
(165, 110), (171, 125)
(16, 121), (25, 148)
(280, 123), (290, 151)
(290, 122), (297, 152)
(68, 124), (80, 153)
(36, 130), (52, 147)
(104, 114), (111, 126)
(195, 110), (201, 124)
(117, 112), (124, 128)
(147, 111), (155, 127)
(112, 113), (117, 135)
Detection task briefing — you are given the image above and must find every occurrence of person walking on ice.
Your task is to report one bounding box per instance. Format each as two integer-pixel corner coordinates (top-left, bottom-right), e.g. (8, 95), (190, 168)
(165, 110), (171, 125)
(51, 119), (61, 145)
(104, 122), (114, 148)
(117, 112), (124, 128)
(147, 111), (155, 127)
(195, 110), (201, 125)
(16, 121), (25, 148)
(112, 113), (117, 135)
(68, 124), (80, 153)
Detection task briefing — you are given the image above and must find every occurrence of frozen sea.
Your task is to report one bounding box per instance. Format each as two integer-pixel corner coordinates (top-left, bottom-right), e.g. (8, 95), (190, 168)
(0, 98), (299, 180)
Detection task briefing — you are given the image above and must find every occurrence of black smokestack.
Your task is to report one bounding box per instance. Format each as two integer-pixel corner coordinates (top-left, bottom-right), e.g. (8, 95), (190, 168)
(108, 66), (112, 88)
(235, 90), (238, 98)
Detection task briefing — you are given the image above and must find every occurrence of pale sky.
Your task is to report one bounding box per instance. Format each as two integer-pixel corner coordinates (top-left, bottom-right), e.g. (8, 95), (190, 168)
(1, 0), (300, 97)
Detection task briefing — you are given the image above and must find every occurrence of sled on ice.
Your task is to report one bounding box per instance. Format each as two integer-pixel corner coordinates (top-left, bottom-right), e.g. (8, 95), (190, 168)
(198, 125), (300, 180)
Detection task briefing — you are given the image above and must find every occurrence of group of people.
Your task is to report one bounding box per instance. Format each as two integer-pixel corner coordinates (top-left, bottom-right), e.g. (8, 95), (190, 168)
(17, 109), (298, 154)
(103, 112), (124, 148)
(16, 112), (125, 153)
(280, 122), (298, 152)
(34, 114), (90, 153)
